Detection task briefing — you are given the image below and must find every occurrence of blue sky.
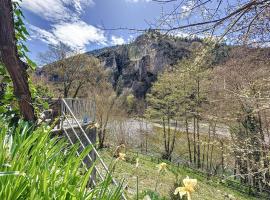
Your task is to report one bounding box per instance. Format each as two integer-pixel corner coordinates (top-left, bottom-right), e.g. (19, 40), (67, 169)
(21, 0), (251, 64)
(21, 0), (180, 63)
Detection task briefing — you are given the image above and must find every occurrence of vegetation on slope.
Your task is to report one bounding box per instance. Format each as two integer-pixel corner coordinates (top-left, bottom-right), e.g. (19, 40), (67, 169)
(100, 149), (260, 200)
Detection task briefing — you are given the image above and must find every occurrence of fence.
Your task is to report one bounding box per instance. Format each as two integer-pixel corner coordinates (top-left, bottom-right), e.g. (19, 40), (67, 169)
(60, 98), (127, 200)
(125, 148), (270, 199)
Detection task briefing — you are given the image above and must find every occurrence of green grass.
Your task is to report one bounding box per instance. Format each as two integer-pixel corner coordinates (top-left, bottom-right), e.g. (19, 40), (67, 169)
(149, 126), (234, 168)
(108, 124), (233, 170)
(99, 148), (262, 200)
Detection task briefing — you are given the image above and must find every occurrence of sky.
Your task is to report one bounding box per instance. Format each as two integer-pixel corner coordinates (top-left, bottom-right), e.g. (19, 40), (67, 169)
(21, 0), (182, 64)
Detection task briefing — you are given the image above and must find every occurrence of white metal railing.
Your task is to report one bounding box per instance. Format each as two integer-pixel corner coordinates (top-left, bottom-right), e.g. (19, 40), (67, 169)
(60, 98), (126, 200)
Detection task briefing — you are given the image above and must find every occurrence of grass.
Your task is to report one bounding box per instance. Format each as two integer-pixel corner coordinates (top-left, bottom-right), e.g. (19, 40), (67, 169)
(108, 124), (235, 176)
(99, 148), (262, 200)
(149, 126), (234, 167)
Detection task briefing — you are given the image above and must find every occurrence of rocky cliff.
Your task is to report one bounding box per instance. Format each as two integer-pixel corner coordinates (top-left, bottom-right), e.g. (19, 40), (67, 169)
(87, 31), (203, 98)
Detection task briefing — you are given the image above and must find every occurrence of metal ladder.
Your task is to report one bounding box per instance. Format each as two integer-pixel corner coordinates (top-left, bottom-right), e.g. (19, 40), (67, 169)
(60, 98), (127, 200)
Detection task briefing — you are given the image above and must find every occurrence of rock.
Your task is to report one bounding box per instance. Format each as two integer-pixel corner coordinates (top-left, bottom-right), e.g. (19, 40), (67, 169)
(87, 31), (198, 98)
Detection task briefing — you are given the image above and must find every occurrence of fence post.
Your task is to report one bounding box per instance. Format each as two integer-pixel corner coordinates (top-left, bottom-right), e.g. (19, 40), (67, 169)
(85, 125), (97, 186)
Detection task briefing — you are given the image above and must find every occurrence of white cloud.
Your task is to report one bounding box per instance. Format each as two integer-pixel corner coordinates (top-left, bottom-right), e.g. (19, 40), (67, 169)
(111, 36), (125, 45)
(30, 21), (107, 51)
(21, 0), (94, 22)
(73, 0), (95, 13)
(127, 34), (137, 43)
(53, 21), (107, 48)
(181, 1), (195, 18)
(22, 0), (107, 51)
(29, 25), (58, 45)
(173, 31), (190, 38)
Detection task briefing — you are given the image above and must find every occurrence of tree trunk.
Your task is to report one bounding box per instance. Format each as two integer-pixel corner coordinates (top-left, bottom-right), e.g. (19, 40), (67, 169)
(64, 82), (69, 98)
(196, 117), (201, 168)
(202, 136), (206, 170)
(162, 117), (167, 155)
(73, 82), (84, 98)
(98, 117), (104, 149)
(196, 79), (201, 168)
(193, 116), (197, 165)
(220, 140), (224, 174)
(0, 0), (35, 121)
(264, 111), (270, 141)
(167, 116), (171, 159)
(145, 133), (148, 153)
(206, 123), (211, 170)
(169, 120), (177, 159)
(209, 123), (216, 171)
(185, 113), (192, 163)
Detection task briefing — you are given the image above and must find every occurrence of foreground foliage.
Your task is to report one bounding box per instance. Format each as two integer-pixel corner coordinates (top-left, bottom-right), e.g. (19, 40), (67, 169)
(0, 116), (122, 199)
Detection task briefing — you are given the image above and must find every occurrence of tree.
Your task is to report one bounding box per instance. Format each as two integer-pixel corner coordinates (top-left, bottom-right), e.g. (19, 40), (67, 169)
(0, 0), (35, 121)
(153, 0), (270, 45)
(146, 69), (178, 160)
(78, 64), (125, 149)
(212, 47), (270, 189)
(171, 42), (214, 168)
(146, 40), (215, 162)
(94, 81), (118, 149)
(40, 43), (102, 98)
(171, 59), (195, 164)
(112, 1), (269, 45)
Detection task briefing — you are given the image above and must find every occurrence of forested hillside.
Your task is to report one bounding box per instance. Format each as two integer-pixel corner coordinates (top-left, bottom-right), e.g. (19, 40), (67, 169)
(39, 31), (269, 102)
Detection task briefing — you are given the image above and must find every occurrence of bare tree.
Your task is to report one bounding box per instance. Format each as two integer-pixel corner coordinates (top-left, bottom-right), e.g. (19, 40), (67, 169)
(94, 81), (118, 149)
(212, 47), (270, 189)
(154, 0), (270, 45)
(108, 0), (269, 45)
(40, 43), (102, 98)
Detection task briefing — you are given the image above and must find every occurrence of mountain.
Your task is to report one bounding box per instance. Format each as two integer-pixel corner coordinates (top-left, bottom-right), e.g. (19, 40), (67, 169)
(38, 31), (230, 99)
(87, 31), (204, 98)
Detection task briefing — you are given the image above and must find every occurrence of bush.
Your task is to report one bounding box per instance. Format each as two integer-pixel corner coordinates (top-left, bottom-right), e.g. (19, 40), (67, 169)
(0, 116), (122, 199)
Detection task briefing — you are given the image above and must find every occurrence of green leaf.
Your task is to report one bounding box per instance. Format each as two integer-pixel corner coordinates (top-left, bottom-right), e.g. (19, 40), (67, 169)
(0, 171), (21, 176)
(43, 102), (49, 110)
(26, 57), (37, 70)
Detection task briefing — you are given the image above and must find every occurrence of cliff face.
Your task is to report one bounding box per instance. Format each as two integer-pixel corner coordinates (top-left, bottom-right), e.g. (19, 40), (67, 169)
(38, 31), (270, 100)
(88, 32), (202, 98)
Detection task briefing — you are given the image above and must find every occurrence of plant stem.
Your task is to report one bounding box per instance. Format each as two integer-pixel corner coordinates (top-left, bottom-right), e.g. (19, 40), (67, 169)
(136, 175), (139, 200)
(154, 172), (160, 192)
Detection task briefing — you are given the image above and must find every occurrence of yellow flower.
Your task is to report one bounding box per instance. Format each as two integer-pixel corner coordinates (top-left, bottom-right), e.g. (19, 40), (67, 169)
(157, 162), (167, 173)
(117, 153), (126, 161)
(174, 176), (197, 200)
(135, 158), (139, 168)
(87, 122), (100, 130)
(94, 122), (100, 128)
(143, 195), (151, 200)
